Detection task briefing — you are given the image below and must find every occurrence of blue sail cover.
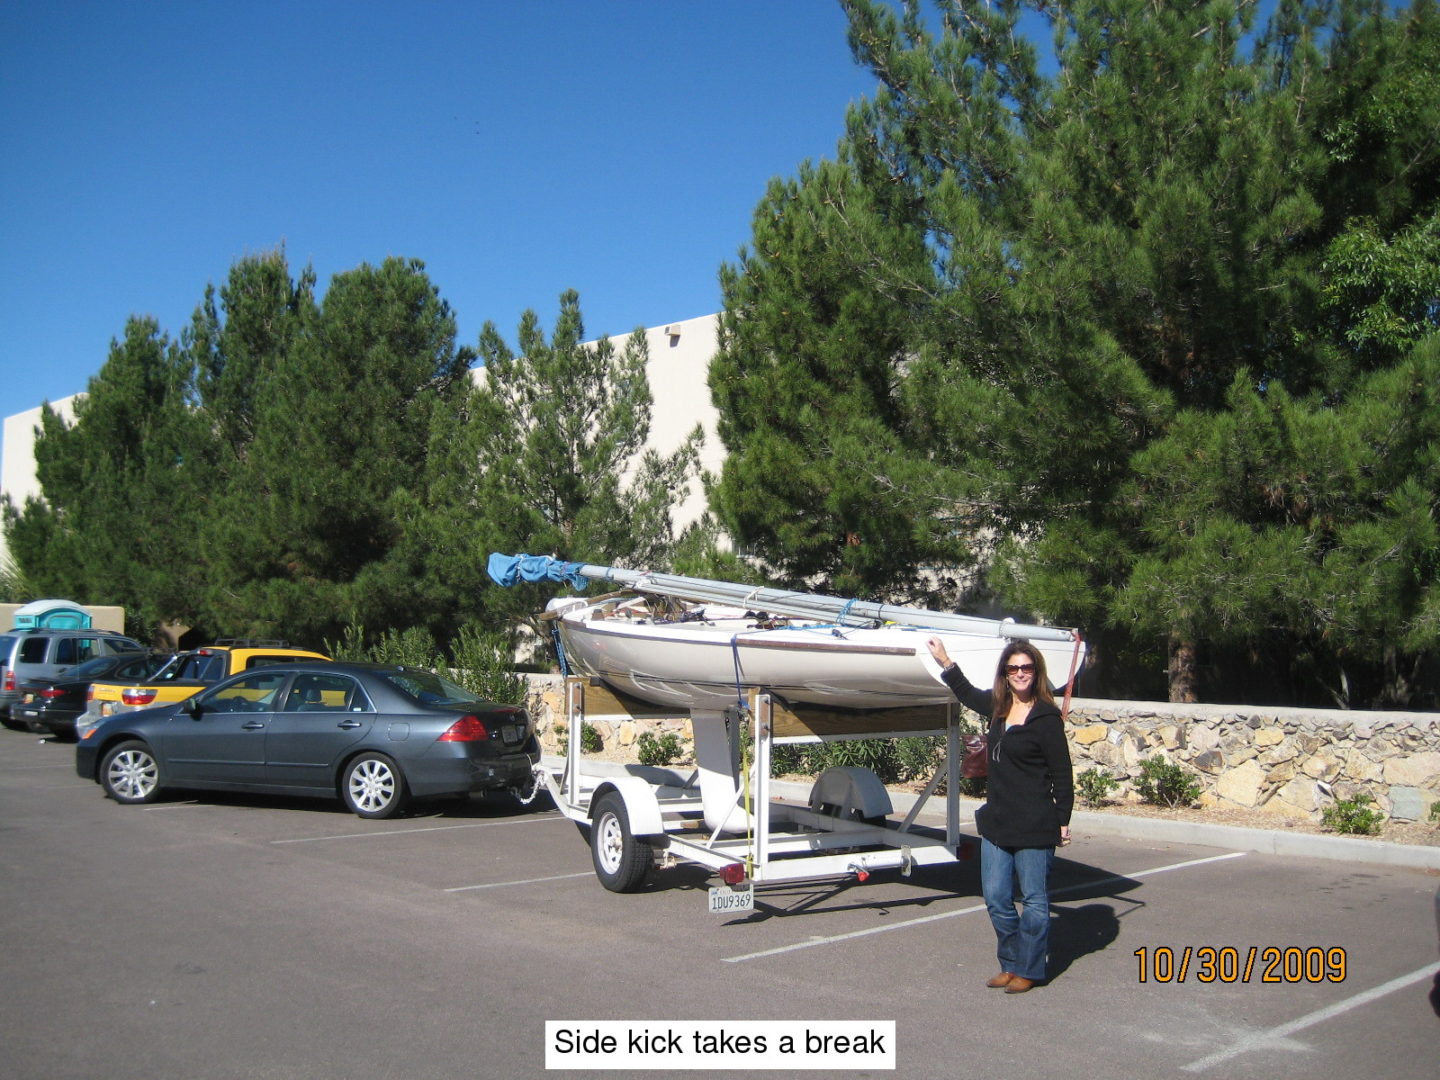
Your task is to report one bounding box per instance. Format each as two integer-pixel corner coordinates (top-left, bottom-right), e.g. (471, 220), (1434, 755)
(487, 553), (589, 590)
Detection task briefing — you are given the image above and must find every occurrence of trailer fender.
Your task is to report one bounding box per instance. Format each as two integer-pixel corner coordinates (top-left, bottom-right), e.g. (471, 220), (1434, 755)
(589, 777), (665, 836)
(808, 766), (893, 821)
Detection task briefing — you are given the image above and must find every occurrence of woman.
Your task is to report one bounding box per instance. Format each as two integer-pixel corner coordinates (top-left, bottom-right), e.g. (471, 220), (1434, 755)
(927, 636), (1074, 994)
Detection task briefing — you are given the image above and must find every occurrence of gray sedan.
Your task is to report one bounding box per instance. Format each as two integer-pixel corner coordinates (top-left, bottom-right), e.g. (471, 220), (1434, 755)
(75, 662), (540, 818)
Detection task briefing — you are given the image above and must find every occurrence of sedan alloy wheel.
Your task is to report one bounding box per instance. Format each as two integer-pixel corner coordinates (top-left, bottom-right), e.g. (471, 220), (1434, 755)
(101, 740), (163, 804)
(343, 753), (408, 819)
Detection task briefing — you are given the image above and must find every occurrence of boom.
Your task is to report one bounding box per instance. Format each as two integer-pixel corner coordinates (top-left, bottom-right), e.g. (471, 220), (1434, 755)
(487, 552), (1079, 643)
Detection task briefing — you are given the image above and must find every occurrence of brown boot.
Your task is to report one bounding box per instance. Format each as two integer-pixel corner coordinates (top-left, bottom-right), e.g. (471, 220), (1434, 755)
(1004, 976), (1036, 994)
(985, 972), (1014, 988)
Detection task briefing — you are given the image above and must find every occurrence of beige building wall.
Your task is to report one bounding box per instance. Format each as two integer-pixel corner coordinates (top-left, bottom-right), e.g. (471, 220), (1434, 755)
(624, 313), (724, 530)
(1, 397), (79, 572)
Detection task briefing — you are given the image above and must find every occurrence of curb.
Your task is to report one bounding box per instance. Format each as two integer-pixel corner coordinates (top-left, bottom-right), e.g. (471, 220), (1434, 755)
(1066, 807), (1440, 870)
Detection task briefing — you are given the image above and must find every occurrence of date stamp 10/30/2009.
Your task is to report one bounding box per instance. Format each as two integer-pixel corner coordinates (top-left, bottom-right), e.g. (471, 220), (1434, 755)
(1134, 946), (1348, 984)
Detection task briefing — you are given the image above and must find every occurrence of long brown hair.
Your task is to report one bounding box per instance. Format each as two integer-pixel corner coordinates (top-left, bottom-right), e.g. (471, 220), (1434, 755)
(989, 641), (1055, 719)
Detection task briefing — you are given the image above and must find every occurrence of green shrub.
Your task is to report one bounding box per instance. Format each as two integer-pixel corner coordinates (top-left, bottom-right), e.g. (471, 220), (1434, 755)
(553, 721), (602, 754)
(816, 738), (900, 779)
(324, 624), (439, 669)
(325, 624), (526, 704)
(636, 730), (684, 766)
(1134, 755), (1203, 807)
(1429, 800), (1440, 824)
(895, 736), (943, 782)
(769, 743), (811, 776)
(449, 624), (526, 704)
(749, 728), (975, 791)
(372, 626), (442, 669)
(1076, 767), (1120, 807)
(956, 775), (987, 797)
(1321, 793), (1384, 835)
(760, 732), (985, 794)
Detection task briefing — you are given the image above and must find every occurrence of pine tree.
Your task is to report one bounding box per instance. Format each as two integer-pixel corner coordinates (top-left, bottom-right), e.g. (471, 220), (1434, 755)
(5, 317), (211, 635)
(712, 0), (1439, 704)
(399, 291), (704, 644)
(709, 157), (985, 601)
(197, 255), (472, 644)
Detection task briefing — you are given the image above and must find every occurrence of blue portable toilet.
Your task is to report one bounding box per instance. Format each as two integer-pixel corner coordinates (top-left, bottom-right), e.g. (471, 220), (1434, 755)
(11, 599), (93, 630)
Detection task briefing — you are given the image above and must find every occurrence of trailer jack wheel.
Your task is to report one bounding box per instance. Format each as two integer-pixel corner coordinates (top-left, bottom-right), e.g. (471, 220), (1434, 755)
(590, 791), (652, 893)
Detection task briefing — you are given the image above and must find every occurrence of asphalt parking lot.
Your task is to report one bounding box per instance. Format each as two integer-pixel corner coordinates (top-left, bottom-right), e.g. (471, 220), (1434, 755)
(2, 728), (1437, 1080)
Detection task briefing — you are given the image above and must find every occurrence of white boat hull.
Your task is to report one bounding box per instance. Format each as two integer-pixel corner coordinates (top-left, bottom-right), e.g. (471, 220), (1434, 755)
(554, 608), (1084, 711)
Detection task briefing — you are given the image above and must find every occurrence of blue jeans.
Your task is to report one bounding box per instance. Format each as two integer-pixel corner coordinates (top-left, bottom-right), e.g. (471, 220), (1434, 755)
(979, 837), (1054, 981)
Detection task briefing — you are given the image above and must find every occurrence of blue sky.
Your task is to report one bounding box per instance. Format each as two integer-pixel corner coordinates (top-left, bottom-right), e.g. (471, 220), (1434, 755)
(1, 1), (880, 411)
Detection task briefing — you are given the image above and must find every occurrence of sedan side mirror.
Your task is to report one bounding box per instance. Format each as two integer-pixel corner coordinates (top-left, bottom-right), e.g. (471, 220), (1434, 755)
(183, 697), (205, 719)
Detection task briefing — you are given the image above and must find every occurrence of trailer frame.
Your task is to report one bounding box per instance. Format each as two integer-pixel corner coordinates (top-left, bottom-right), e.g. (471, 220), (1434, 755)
(536, 677), (970, 895)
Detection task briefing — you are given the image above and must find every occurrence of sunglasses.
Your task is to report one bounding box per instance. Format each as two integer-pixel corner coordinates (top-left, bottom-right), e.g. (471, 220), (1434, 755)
(1004, 662), (1036, 675)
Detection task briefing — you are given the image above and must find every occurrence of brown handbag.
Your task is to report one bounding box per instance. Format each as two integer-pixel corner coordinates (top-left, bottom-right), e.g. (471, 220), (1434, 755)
(961, 733), (988, 779)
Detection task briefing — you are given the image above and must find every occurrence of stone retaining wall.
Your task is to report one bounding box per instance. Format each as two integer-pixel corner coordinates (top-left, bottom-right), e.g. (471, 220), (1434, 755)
(522, 675), (693, 757)
(1064, 698), (1440, 823)
(520, 675), (1440, 823)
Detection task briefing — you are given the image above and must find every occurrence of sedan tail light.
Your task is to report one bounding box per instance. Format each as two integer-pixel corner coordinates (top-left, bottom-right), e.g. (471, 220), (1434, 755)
(121, 687), (158, 706)
(40, 687), (66, 700)
(438, 715), (491, 742)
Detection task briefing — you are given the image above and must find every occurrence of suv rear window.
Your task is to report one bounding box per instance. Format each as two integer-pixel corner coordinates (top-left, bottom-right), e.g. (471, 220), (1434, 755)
(0, 635), (17, 665)
(55, 638), (95, 665)
(19, 638), (49, 663)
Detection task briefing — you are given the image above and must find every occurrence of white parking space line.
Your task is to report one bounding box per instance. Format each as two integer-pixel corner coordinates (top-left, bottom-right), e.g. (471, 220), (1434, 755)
(725, 899), (992, 963)
(1096, 850), (1248, 878)
(445, 871), (594, 892)
(724, 851), (1247, 963)
(1181, 962), (1440, 1072)
(270, 813), (565, 844)
(2, 761), (78, 771)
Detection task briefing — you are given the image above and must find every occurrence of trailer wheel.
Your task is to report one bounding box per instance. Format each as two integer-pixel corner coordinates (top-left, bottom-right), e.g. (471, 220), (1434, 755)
(590, 791), (651, 892)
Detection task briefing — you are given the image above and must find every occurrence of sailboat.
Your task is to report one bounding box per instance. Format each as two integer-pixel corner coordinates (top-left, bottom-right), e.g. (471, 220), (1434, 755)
(489, 554), (1087, 893)
(489, 554), (1085, 711)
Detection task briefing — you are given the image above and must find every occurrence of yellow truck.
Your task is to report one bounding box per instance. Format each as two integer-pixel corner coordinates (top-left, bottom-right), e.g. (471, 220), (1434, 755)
(78, 639), (330, 740)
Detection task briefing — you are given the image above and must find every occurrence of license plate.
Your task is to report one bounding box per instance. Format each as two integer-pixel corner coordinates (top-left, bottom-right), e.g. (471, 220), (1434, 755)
(502, 723), (522, 743)
(708, 884), (754, 914)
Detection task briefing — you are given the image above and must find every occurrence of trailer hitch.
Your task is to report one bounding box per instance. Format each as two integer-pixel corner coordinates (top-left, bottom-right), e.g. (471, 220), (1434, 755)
(512, 765), (545, 806)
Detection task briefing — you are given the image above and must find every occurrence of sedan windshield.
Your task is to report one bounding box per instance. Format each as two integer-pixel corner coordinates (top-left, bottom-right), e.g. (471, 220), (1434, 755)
(381, 669), (485, 706)
(69, 655), (125, 678)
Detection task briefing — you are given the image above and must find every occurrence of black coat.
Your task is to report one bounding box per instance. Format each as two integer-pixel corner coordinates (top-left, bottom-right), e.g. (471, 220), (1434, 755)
(941, 664), (1074, 848)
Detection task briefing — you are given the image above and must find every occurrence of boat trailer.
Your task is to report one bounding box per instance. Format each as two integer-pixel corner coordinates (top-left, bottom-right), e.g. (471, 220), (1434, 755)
(537, 677), (970, 907)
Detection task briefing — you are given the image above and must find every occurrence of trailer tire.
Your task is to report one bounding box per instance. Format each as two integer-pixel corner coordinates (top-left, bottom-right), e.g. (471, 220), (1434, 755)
(590, 791), (651, 892)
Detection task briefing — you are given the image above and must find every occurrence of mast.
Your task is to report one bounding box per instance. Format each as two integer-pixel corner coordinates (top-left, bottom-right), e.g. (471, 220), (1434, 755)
(488, 553), (1078, 643)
